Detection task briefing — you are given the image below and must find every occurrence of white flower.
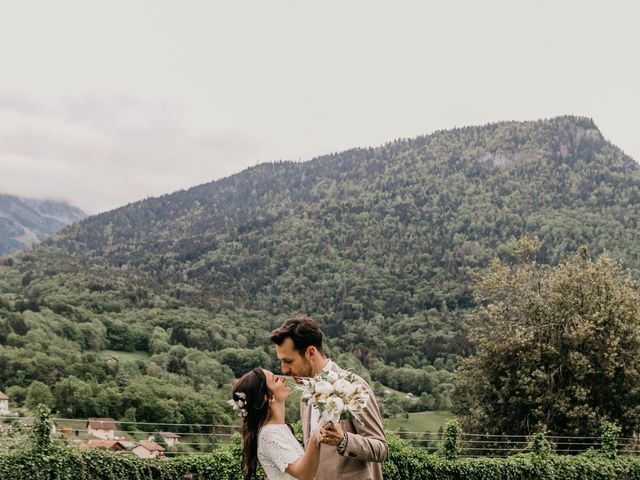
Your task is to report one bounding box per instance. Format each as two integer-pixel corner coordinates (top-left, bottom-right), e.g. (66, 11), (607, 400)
(297, 369), (369, 424)
(322, 396), (345, 424)
(314, 380), (334, 395)
(325, 370), (339, 383)
(347, 396), (365, 413)
(334, 379), (356, 397)
(228, 395), (249, 418)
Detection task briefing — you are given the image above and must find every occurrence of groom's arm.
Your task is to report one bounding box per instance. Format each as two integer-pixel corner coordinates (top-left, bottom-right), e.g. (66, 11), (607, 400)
(341, 378), (388, 462)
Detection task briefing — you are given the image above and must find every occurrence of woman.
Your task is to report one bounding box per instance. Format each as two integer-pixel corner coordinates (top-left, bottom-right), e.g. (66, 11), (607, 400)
(230, 368), (322, 480)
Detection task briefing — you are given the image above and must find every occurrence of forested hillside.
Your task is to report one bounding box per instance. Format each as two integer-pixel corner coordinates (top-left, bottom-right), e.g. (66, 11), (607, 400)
(1, 116), (639, 425)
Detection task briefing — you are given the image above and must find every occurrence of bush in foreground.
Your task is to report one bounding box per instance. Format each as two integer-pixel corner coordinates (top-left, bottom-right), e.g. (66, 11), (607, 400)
(1, 435), (639, 480)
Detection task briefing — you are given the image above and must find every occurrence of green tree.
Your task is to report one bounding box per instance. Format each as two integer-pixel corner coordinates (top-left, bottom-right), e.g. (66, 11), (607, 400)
(5, 385), (26, 405)
(25, 381), (55, 409)
(455, 243), (640, 438)
(438, 419), (461, 460)
(94, 385), (123, 418)
(31, 404), (53, 452)
(53, 376), (95, 418)
(79, 320), (107, 351)
(149, 326), (170, 354)
(215, 347), (271, 377)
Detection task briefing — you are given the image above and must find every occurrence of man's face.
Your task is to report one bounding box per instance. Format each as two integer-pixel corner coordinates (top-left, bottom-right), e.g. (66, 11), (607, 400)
(274, 337), (313, 379)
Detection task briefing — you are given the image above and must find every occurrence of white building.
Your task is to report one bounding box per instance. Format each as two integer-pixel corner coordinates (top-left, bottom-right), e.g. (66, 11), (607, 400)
(132, 440), (165, 459)
(86, 418), (116, 440)
(0, 391), (9, 415)
(148, 432), (181, 448)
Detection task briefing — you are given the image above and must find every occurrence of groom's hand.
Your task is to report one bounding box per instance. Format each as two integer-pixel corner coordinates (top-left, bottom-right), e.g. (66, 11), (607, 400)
(319, 421), (343, 447)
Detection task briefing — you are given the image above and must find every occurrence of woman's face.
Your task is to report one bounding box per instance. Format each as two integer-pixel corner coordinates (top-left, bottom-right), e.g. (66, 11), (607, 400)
(263, 369), (292, 402)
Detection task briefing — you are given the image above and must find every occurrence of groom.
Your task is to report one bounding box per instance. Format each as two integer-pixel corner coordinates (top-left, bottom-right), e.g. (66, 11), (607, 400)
(270, 315), (388, 480)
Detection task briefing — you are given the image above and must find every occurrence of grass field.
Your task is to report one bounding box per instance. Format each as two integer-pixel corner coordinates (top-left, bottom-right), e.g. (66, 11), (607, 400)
(384, 411), (455, 433)
(97, 350), (151, 363)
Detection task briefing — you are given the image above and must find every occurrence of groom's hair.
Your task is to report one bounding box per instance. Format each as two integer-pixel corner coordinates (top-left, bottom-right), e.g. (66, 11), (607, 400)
(270, 315), (325, 356)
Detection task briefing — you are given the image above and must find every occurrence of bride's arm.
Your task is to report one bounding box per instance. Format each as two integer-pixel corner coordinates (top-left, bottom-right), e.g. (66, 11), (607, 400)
(285, 431), (321, 480)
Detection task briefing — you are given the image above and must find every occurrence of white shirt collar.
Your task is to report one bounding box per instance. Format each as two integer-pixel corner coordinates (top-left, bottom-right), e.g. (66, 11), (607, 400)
(322, 359), (333, 372)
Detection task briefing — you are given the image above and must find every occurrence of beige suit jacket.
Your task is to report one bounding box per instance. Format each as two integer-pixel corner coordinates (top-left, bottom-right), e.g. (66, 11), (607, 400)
(301, 362), (388, 480)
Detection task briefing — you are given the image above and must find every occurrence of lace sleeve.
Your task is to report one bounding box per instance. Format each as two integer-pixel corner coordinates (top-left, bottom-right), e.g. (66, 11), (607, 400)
(258, 427), (303, 473)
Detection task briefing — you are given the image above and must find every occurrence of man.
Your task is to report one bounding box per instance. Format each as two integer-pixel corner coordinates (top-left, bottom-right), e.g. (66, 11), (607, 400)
(270, 315), (388, 480)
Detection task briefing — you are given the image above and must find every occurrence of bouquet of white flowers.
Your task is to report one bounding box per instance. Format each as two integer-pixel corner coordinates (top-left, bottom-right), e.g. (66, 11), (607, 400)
(297, 370), (369, 425)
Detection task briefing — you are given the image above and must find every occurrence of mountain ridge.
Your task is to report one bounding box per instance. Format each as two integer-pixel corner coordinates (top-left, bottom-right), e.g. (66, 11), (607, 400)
(0, 194), (86, 255)
(45, 115), (639, 313)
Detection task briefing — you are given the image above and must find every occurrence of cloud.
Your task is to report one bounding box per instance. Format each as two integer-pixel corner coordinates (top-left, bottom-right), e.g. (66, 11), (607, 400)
(0, 89), (266, 213)
(0, 90), (50, 116)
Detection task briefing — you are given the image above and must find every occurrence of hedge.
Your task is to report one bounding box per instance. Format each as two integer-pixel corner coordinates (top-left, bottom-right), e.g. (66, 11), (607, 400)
(1, 436), (639, 480)
(0, 444), (243, 480)
(382, 436), (640, 480)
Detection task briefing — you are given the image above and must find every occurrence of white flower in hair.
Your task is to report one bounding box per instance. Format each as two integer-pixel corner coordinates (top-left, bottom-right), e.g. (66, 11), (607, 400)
(228, 392), (249, 418)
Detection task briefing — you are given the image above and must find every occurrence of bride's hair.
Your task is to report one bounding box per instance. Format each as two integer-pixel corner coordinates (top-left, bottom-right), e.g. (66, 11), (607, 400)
(233, 368), (272, 480)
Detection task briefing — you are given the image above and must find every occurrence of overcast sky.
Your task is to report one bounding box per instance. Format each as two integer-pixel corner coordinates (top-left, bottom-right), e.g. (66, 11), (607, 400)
(1, 1), (638, 214)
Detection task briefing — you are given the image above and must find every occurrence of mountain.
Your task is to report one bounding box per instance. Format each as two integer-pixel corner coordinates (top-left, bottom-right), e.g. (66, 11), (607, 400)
(0, 195), (86, 255)
(0, 115), (639, 423)
(50, 116), (640, 312)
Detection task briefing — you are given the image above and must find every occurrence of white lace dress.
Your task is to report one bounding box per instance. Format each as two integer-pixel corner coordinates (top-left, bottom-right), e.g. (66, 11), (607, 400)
(257, 424), (305, 480)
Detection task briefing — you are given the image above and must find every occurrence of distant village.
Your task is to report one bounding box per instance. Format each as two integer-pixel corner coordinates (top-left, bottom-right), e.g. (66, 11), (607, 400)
(1, 390), (186, 459)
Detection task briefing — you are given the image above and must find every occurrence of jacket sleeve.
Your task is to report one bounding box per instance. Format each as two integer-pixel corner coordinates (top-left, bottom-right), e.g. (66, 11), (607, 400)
(341, 377), (389, 463)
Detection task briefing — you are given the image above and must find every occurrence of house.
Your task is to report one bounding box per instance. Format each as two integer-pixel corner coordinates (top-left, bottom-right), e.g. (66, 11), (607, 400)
(118, 440), (136, 449)
(132, 440), (165, 459)
(104, 356), (119, 366)
(86, 418), (117, 440)
(76, 439), (126, 451)
(0, 391), (9, 415)
(148, 431), (181, 447)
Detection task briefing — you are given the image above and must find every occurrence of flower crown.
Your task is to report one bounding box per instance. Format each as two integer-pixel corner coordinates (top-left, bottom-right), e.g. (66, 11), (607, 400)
(228, 391), (248, 418)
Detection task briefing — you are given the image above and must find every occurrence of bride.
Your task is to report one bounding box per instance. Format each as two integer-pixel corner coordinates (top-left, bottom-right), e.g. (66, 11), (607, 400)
(230, 367), (324, 480)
